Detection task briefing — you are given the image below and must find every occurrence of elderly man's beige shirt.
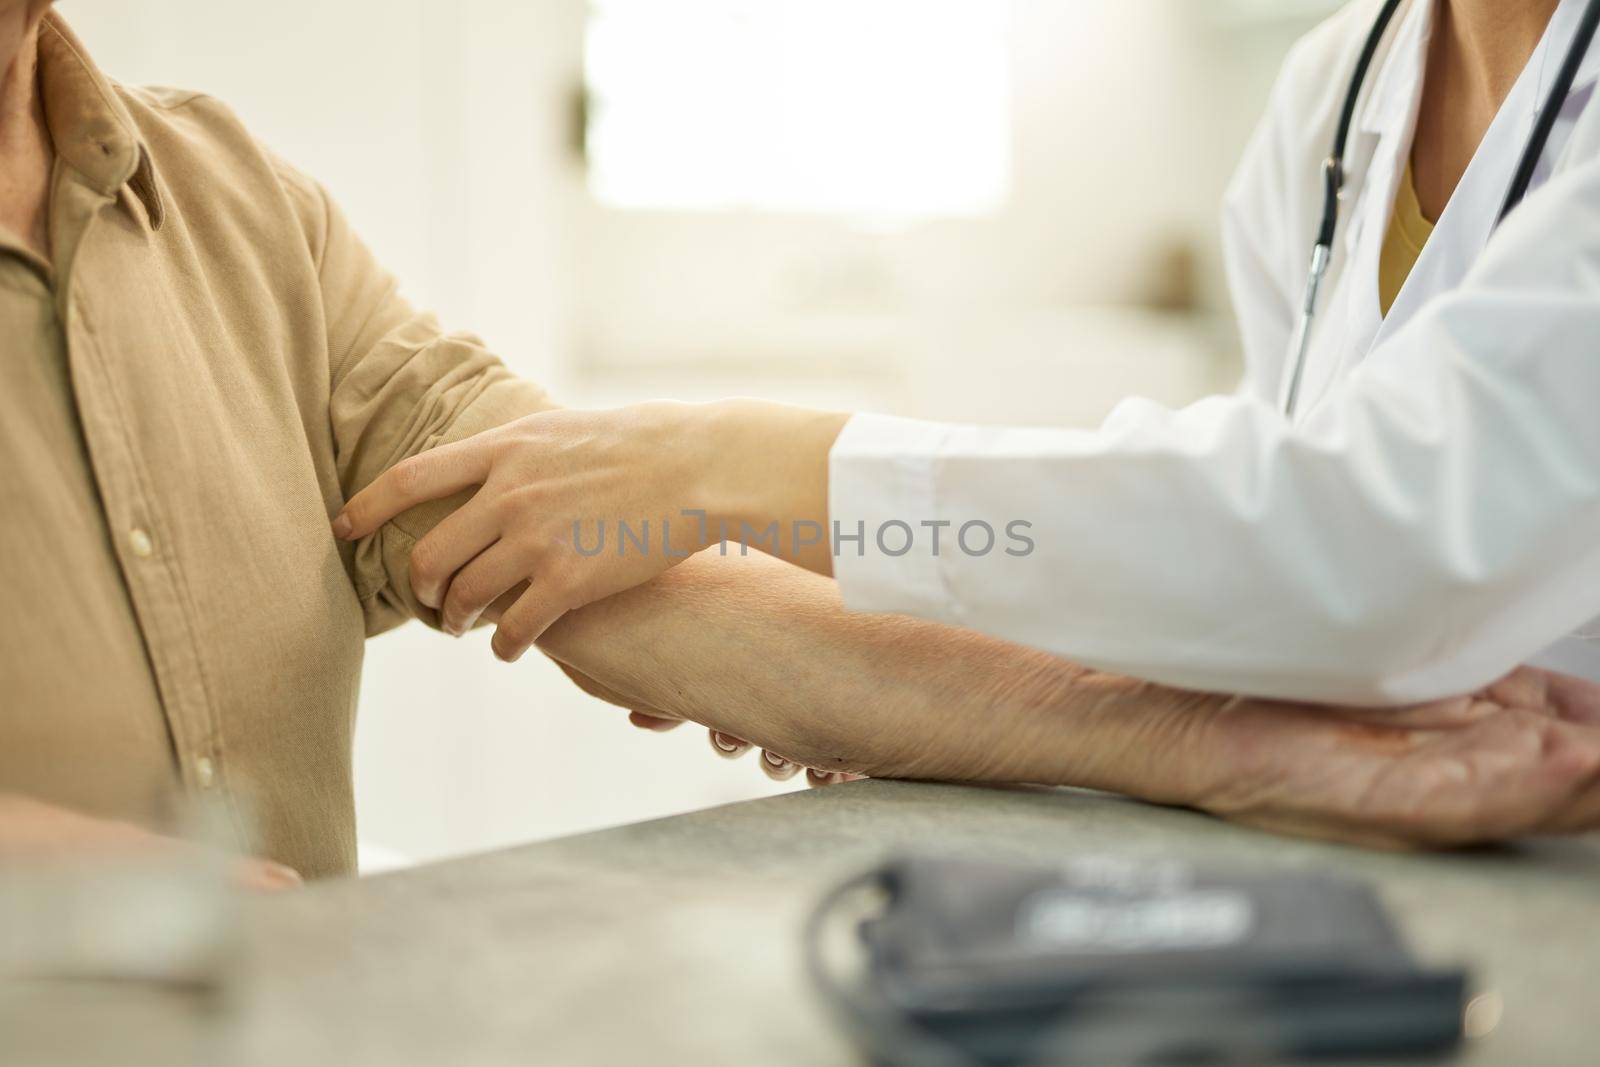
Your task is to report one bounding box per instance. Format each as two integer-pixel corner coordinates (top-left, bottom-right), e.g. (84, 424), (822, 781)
(0, 16), (550, 878)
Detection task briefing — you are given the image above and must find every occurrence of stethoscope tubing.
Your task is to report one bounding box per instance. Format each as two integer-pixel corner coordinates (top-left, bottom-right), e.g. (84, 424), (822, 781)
(1281, 0), (1600, 418)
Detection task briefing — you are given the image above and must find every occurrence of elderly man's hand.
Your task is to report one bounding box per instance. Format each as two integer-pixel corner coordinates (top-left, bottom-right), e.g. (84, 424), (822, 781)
(1154, 668), (1600, 848)
(0, 794), (303, 890)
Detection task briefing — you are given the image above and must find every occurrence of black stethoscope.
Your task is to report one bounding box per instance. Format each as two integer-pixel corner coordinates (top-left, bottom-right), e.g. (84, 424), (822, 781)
(1281, 0), (1600, 416)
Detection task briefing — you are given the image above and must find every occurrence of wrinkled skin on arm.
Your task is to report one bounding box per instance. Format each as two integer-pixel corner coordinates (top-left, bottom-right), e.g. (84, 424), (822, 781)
(512, 551), (1600, 850)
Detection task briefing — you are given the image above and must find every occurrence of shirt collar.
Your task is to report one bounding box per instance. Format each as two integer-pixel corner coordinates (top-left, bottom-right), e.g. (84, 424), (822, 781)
(36, 12), (164, 230)
(1358, 0), (1432, 137)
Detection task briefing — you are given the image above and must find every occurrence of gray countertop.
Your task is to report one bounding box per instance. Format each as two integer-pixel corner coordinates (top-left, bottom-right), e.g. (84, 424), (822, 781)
(8, 780), (1600, 1065)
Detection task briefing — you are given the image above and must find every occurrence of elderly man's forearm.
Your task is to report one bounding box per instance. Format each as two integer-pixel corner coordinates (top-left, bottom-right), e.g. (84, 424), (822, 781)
(536, 551), (1218, 801)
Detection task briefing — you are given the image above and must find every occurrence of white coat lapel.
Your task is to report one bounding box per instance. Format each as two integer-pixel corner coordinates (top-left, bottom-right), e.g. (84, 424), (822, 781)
(1293, 0), (1432, 417)
(1376, 0), (1600, 346)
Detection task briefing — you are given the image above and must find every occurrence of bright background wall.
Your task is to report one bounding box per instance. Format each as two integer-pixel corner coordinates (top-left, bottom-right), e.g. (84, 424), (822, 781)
(65, 0), (1337, 871)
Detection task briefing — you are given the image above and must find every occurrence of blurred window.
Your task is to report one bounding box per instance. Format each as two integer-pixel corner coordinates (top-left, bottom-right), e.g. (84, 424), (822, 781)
(583, 0), (1011, 219)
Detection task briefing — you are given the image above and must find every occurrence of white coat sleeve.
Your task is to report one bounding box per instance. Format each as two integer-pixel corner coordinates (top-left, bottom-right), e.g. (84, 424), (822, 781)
(830, 151), (1600, 706)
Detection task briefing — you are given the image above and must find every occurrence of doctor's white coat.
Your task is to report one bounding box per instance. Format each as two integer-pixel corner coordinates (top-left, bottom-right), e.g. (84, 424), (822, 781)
(828, 0), (1600, 704)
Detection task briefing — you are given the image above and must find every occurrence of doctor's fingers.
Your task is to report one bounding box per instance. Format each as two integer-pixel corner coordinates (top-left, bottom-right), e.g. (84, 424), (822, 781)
(709, 730), (753, 759)
(1390, 667), (1600, 730)
(491, 584), (574, 664)
(759, 749), (802, 781)
(407, 497), (502, 612)
(629, 711), (685, 732)
(1543, 670), (1600, 725)
(1477, 666), (1554, 716)
(807, 769), (863, 788)
(439, 540), (537, 636)
(708, 734), (855, 786)
(1327, 667), (1570, 732)
(334, 435), (499, 541)
(1531, 722), (1600, 832)
(755, 750), (857, 785)
(1323, 695), (1498, 730)
(491, 549), (688, 663)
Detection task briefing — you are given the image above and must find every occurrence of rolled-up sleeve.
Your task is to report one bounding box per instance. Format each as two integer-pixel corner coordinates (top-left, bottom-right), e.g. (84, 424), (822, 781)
(278, 165), (554, 635)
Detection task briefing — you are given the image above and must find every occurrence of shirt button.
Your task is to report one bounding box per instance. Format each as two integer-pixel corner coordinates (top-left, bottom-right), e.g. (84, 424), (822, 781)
(194, 756), (216, 789)
(128, 528), (155, 558)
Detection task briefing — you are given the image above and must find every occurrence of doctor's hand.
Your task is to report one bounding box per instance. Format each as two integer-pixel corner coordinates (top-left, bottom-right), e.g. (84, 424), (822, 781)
(333, 401), (847, 662)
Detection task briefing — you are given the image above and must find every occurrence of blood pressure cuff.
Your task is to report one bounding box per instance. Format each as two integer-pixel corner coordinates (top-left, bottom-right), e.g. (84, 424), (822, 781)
(844, 855), (1465, 1064)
